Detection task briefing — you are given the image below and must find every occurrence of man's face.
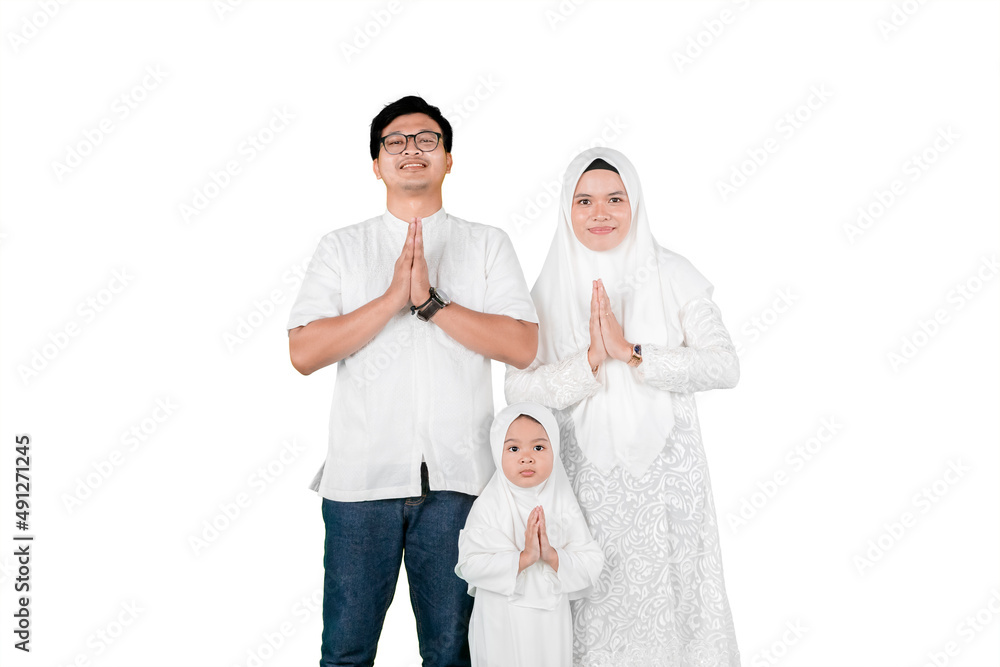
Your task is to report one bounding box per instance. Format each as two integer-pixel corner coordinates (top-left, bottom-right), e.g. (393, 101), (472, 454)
(372, 113), (452, 195)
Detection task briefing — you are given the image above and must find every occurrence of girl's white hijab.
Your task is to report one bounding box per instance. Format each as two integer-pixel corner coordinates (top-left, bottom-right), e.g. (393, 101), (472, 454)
(456, 402), (592, 609)
(532, 147), (692, 477)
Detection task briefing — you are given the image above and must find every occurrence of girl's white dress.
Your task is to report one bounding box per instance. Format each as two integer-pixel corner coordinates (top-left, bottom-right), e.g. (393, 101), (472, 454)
(506, 147), (742, 667)
(456, 402), (605, 667)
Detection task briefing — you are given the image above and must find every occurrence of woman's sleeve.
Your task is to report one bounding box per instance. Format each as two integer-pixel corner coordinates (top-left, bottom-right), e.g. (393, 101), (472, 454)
(634, 295), (740, 393)
(455, 528), (522, 596)
(554, 538), (605, 597)
(504, 349), (601, 410)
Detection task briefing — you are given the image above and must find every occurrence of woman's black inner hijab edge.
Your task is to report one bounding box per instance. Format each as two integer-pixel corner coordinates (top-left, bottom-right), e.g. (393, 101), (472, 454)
(582, 158), (620, 174)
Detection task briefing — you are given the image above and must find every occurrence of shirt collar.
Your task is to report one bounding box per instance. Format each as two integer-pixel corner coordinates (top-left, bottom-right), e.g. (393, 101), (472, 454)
(381, 207), (447, 228)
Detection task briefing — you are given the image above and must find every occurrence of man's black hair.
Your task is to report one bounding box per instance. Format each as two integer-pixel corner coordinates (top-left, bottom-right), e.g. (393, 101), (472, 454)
(369, 95), (453, 160)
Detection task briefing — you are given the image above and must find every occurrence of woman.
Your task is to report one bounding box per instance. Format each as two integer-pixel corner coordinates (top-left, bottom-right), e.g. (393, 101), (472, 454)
(505, 147), (741, 666)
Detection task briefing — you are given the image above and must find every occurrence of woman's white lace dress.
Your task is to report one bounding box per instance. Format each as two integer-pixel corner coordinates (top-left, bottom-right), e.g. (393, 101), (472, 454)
(506, 295), (742, 667)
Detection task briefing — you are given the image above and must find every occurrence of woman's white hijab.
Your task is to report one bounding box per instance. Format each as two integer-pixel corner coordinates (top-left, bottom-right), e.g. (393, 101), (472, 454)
(531, 147), (711, 477)
(456, 402), (593, 610)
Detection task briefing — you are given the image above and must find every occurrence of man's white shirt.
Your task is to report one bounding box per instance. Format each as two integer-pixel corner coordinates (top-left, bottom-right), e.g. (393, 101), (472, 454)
(288, 208), (537, 501)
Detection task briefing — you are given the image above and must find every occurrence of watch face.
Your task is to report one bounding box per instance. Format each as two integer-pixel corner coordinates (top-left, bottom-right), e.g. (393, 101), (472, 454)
(433, 289), (450, 306)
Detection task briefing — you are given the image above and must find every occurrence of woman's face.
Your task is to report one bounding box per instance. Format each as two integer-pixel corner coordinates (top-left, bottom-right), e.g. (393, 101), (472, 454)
(571, 168), (632, 251)
(501, 416), (553, 488)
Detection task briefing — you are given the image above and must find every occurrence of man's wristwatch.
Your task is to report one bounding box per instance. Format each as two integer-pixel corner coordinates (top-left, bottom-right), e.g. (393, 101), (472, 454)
(626, 343), (643, 367)
(411, 287), (451, 322)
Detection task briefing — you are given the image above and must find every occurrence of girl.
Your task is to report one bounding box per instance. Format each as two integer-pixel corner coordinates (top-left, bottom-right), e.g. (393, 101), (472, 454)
(455, 402), (604, 667)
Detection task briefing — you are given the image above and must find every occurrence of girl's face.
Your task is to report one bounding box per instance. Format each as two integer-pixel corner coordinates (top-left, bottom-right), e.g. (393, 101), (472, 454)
(570, 168), (632, 251)
(501, 416), (553, 488)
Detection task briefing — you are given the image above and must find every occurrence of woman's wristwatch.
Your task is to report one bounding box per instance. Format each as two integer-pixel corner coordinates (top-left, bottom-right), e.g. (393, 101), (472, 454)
(626, 343), (643, 367)
(411, 287), (451, 322)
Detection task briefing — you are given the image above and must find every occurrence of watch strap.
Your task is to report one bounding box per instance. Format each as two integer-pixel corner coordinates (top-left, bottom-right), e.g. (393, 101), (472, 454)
(410, 294), (434, 315)
(416, 299), (442, 321)
(412, 287), (448, 321)
(627, 343), (643, 367)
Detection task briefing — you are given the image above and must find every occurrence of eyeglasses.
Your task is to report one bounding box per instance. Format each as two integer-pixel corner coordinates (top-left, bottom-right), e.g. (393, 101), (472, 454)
(380, 131), (442, 155)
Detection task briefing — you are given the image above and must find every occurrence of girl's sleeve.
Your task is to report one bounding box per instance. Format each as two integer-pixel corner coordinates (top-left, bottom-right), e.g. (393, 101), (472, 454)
(455, 527), (522, 597)
(554, 537), (605, 598)
(504, 349), (601, 410)
(634, 295), (740, 393)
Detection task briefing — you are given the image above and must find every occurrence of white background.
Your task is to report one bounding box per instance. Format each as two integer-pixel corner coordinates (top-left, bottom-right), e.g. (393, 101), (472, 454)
(1, 1), (998, 666)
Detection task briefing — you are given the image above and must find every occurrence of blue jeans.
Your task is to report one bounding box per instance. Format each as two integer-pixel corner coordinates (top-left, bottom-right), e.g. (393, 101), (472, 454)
(320, 463), (476, 667)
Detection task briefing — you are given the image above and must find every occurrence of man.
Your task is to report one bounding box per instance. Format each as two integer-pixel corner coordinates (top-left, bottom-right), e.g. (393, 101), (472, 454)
(287, 95), (538, 667)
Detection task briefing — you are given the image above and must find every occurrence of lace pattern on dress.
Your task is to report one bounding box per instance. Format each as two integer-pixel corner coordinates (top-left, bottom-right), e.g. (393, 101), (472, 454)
(634, 296), (740, 394)
(560, 395), (741, 666)
(505, 348), (601, 411)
